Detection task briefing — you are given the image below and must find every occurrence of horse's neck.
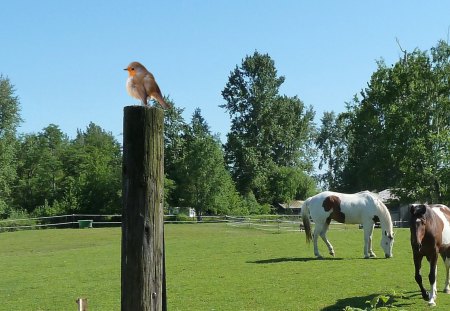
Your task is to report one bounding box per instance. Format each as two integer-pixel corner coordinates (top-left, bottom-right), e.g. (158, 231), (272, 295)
(376, 204), (393, 232)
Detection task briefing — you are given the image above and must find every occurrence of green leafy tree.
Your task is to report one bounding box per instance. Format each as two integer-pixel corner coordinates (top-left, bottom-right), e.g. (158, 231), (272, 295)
(221, 51), (316, 204)
(0, 76), (21, 217)
(71, 123), (122, 214)
(15, 125), (69, 213)
(15, 122), (121, 215)
(269, 166), (317, 205)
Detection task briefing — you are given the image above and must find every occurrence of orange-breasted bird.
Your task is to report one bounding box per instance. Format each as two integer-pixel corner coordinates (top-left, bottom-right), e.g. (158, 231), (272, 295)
(124, 61), (171, 109)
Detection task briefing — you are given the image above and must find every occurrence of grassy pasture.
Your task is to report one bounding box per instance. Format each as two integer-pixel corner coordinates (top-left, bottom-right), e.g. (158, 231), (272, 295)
(1, 224), (450, 310)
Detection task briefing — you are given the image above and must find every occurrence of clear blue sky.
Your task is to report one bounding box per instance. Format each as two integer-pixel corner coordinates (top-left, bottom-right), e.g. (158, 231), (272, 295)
(1, 1), (450, 142)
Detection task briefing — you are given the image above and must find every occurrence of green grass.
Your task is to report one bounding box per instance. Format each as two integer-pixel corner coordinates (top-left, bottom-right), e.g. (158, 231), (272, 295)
(0, 228), (121, 311)
(1, 224), (450, 310)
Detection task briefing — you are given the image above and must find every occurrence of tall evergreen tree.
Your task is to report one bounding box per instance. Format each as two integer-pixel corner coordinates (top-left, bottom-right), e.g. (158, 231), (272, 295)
(221, 51), (316, 204)
(316, 111), (350, 190)
(162, 99), (189, 207)
(0, 76), (21, 217)
(178, 109), (243, 216)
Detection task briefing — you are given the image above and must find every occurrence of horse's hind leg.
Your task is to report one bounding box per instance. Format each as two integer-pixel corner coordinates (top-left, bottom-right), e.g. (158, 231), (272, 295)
(313, 224), (323, 258)
(443, 255), (450, 294)
(320, 221), (335, 256)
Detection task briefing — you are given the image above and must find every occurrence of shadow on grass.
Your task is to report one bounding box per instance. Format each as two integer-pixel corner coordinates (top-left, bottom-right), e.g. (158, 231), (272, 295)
(321, 292), (416, 311)
(248, 257), (344, 264)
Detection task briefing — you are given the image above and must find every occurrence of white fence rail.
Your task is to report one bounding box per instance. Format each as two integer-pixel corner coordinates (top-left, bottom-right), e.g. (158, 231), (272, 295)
(226, 216), (303, 233)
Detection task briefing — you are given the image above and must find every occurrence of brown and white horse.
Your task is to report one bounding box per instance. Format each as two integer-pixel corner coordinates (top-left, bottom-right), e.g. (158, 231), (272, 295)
(301, 191), (394, 259)
(410, 204), (450, 307)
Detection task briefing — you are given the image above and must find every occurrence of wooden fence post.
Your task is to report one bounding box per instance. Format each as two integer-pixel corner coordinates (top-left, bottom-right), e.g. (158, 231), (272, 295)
(121, 106), (165, 311)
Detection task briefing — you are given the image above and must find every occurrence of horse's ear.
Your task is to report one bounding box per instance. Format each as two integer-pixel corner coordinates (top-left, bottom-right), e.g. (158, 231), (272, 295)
(384, 230), (394, 239)
(409, 204), (416, 214)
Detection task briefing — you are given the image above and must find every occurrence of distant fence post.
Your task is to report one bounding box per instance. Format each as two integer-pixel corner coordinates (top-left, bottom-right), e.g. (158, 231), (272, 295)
(121, 106), (166, 311)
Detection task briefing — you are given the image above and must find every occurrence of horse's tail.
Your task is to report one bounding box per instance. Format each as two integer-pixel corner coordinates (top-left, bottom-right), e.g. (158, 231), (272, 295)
(301, 198), (313, 244)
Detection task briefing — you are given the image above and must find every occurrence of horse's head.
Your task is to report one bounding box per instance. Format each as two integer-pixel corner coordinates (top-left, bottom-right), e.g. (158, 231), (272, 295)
(410, 204), (428, 251)
(381, 229), (394, 258)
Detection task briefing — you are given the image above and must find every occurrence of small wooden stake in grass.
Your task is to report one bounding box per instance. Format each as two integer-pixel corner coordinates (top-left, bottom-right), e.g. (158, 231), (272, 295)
(76, 298), (88, 311)
(121, 106), (165, 311)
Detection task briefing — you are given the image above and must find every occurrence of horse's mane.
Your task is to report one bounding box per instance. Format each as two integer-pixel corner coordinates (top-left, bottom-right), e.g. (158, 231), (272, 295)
(373, 196), (394, 234)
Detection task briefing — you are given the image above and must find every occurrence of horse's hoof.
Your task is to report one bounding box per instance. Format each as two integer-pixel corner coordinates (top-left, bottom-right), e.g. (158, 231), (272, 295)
(444, 288), (450, 294)
(422, 291), (431, 301)
(329, 251), (335, 257)
(316, 255), (324, 260)
(428, 301), (436, 307)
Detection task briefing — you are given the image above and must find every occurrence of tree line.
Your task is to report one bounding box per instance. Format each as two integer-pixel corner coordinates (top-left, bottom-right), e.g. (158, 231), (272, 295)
(1, 40), (450, 219)
(317, 40), (450, 204)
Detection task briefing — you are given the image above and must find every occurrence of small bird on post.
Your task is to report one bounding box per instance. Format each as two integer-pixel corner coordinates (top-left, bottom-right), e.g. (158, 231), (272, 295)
(124, 61), (171, 109)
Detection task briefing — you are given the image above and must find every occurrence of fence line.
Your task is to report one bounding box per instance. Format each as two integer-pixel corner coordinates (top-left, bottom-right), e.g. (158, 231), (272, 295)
(0, 222), (75, 230)
(224, 216), (356, 233)
(0, 214), (122, 232)
(0, 214), (409, 232)
(0, 214), (117, 223)
(0, 214), (304, 232)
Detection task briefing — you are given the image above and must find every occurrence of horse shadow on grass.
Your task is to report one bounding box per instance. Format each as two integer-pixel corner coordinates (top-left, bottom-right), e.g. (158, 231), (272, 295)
(247, 257), (344, 264)
(321, 292), (417, 311)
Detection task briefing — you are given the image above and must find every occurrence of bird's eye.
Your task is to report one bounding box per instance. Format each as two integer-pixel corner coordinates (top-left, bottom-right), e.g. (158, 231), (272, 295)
(131, 68), (135, 71)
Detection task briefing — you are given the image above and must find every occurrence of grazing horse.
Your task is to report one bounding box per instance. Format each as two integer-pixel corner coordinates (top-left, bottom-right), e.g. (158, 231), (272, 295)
(301, 191), (394, 259)
(410, 204), (450, 307)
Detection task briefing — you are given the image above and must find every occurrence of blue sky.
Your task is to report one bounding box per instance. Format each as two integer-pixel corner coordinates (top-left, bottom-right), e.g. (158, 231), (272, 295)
(1, 1), (450, 143)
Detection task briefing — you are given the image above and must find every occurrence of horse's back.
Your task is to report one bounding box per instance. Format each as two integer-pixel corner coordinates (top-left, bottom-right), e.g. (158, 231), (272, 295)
(337, 191), (378, 224)
(306, 191), (378, 224)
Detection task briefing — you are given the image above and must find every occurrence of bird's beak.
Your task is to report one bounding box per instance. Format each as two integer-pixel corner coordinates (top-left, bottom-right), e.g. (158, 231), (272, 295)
(123, 68), (128, 71)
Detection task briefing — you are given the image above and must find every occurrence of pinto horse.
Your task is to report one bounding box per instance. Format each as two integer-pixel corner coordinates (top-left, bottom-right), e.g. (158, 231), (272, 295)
(301, 191), (394, 259)
(410, 204), (450, 306)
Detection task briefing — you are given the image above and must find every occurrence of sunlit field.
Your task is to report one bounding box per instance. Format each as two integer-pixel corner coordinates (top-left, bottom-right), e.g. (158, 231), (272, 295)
(1, 224), (450, 310)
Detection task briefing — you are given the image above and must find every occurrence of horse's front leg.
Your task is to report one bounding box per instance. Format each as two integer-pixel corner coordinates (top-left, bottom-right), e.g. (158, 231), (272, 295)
(320, 221), (335, 257)
(363, 223), (375, 258)
(427, 254), (438, 306)
(413, 252), (429, 301)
